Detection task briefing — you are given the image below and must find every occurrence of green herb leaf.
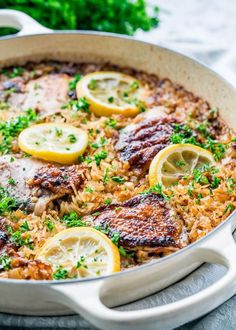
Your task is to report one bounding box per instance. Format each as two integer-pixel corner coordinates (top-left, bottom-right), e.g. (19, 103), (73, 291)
(141, 183), (170, 201)
(0, 186), (20, 215)
(69, 74), (82, 91)
(94, 150), (108, 166)
(224, 204), (235, 214)
(105, 118), (117, 129)
(53, 266), (69, 280)
(70, 97), (91, 113)
(62, 211), (87, 227)
(104, 198), (112, 205)
(68, 134), (77, 143)
(0, 108), (38, 154)
(88, 79), (97, 90)
(0, 254), (12, 271)
(7, 177), (16, 185)
(111, 176), (125, 183)
(45, 219), (55, 232)
(20, 220), (30, 232)
(0, 1), (158, 37)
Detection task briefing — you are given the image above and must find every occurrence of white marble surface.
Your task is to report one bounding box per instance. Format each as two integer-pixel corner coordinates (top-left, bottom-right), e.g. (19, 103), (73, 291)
(137, 0), (236, 85)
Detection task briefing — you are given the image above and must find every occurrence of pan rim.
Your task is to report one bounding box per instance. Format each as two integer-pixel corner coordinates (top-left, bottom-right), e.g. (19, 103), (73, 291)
(0, 31), (235, 285)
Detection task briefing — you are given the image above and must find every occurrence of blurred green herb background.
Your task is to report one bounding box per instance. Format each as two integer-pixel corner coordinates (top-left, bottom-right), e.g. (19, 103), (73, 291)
(0, 0), (159, 36)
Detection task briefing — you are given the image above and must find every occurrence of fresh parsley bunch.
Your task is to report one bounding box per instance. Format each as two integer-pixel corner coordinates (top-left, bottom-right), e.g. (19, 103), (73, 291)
(0, 0), (159, 36)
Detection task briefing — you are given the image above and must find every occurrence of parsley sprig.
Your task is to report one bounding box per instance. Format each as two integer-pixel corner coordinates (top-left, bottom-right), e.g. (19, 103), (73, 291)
(69, 74), (82, 91)
(0, 109), (38, 154)
(8, 220), (33, 249)
(0, 186), (20, 215)
(53, 266), (69, 280)
(0, 254), (12, 271)
(0, 1), (159, 37)
(68, 97), (91, 113)
(62, 211), (87, 228)
(170, 124), (227, 161)
(141, 183), (171, 201)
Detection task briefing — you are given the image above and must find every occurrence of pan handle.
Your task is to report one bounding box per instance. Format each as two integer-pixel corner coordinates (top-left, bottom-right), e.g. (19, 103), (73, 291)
(0, 9), (52, 36)
(51, 222), (236, 330)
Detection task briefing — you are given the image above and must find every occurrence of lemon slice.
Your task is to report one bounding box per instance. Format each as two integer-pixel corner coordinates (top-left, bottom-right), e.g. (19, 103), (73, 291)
(149, 144), (215, 188)
(18, 123), (88, 164)
(76, 71), (149, 117)
(36, 227), (120, 279)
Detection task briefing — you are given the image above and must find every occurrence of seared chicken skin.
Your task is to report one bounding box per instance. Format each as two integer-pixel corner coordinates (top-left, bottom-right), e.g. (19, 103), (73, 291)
(0, 155), (86, 215)
(23, 74), (70, 117)
(91, 193), (187, 254)
(116, 116), (177, 171)
(0, 74), (70, 120)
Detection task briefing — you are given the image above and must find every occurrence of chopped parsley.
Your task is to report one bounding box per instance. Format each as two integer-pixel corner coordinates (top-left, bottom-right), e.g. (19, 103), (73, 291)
(7, 177), (16, 185)
(68, 134), (77, 143)
(76, 256), (88, 269)
(129, 80), (139, 90)
(224, 204), (235, 214)
(108, 96), (114, 103)
(0, 108), (38, 154)
(187, 181), (195, 197)
(94, 150), (108, 166)
(84, 187), (94, 193)
(170, 124), (227, 161)
(103, 168), (109, 184)
(45, 219), (55, 232)
(192, 164), (221, 189)
(170, 124), (199, 146)
(90, 137), (107, 149)
(196, 121), (210, 138)
(92, 211), (100, 217)
(62, 211), (87, 227)
(118, 246), (127, 257)
(0, 186), (20, 215)
(0, 254), (12, 271)
(53, 266), (69, 280)
(20, 220), (30, 232)
(104, 198), (112, 205)
(226, 178), (236, 193)
(68, 97), (91, 113)
(204, 138), (226, 161)
(210, 176), (221, 189)
(88, 79), (97, 90)
(2, 67), (25, 78)
(175, 160), (186, 167)
(93, 224), (109, 235)
(193, 169), (209, 185)
(55, 128), (63, 137)
(111, 176), (125, 183)
(110, 232), (120, 245)
(131, 98), (146, 112)
(75, 97), (90, 113)
(195, 193), (203, 204)
(110, 231), (128, 257)
(105, 118), (117, 129)
(141, 183), (170, 201)
(8, 225), (33, 249)
(69, 74), (82, 91)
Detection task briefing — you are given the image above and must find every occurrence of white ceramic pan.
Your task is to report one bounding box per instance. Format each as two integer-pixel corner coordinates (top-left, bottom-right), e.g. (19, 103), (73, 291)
(0, 9), (236, 330)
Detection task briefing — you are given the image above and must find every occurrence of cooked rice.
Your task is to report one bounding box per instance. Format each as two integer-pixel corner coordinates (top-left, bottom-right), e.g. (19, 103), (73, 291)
(0, 61), (235, 279)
